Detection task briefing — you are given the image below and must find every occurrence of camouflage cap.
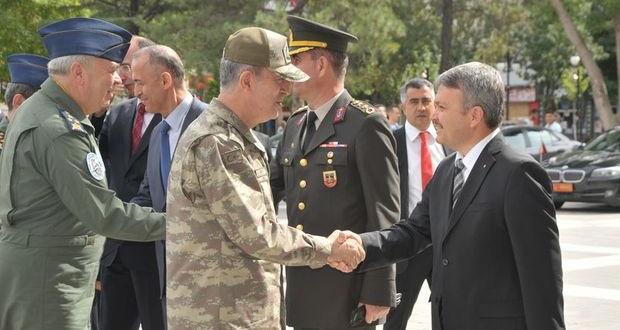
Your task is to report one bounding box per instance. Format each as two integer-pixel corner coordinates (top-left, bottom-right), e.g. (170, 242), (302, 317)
(223, 27), (309, 82)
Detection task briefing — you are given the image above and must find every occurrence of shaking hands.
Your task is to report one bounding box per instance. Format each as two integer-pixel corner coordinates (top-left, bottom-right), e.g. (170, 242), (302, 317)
(326, 230), (365, 273)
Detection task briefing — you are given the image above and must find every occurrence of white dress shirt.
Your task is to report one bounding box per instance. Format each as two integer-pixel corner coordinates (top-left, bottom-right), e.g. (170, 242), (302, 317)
(405, 122), (445, 214)
(455, 128), (501, 184)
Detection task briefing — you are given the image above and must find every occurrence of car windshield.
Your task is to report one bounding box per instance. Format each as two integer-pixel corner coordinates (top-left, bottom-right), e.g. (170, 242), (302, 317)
(584, 130), (620, 152)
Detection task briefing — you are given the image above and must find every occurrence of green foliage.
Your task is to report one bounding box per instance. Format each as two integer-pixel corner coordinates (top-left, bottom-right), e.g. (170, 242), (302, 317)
(0, 0), (87, 82)
(561, 66), (590, 101)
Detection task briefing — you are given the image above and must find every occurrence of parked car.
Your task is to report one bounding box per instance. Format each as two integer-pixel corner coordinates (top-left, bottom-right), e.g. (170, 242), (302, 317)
(543, 127), (620, 209)
(500, 125), (581, 162)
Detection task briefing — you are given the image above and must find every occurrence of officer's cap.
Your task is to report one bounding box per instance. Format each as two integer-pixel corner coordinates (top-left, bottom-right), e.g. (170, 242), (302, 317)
(223, 27), (309, 82)
(7, 54), (49, 88)
(38, 17), (132, 63)
(287, 15), (358, 56)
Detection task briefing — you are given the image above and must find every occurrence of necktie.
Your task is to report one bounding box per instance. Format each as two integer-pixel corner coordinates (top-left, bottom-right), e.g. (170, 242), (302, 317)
(131, 103), (146, 154)
(160, 121), (171, 190)
(452, 158), (465, 209)
(302, 111), (318, 153)
(419, 131), (433, 190)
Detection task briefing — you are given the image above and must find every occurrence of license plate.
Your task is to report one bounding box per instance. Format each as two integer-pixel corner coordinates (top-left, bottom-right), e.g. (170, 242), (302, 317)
(553, 182), (574, 193)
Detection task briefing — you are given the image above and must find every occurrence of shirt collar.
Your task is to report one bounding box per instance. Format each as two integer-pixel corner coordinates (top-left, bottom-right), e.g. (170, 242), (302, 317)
(163, 94), (193, 132)
(404, 121), (437, 142)
(455, 127), (500, 170)
(309, 89), (344, 126)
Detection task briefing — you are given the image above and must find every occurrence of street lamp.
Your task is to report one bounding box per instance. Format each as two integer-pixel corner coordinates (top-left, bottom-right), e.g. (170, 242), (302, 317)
(570, 55), (581, 140)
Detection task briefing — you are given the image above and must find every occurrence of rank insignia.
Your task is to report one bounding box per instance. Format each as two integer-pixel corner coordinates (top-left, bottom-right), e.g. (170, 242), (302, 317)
(0, 131), (5, 150)
(58, 109), (86, 133)
(350, 100), (375, 115)
(333, 107), (346, 123)
(323, 170), (337, 188)
(86, 152), (105, 181)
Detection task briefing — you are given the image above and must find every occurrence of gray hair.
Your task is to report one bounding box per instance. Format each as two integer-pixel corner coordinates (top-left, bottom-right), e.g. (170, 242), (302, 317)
(435, 62), (504, 128)
(47, 55), (92, 76)
(219, 58), (260, 90)
(399, 77), (434, 103)
(134, 45), (185, 88)
(4, 82), (37, 111)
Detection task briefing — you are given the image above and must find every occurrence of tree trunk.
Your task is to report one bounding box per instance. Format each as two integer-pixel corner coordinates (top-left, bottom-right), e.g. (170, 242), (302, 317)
(550, 0), (617, 129)
(440, 0), (453, 73)
(128, 0), (140, 34)
(614, 15), (620, 114)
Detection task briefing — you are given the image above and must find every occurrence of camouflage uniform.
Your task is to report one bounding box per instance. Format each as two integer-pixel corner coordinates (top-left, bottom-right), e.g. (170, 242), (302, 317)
(166, 98), (332, 329)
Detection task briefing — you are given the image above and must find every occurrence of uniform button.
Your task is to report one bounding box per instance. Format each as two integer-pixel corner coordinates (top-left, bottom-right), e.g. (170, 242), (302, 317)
(327, 151), (334, 158)
(299, 180), (307, 188)
(298, 202), (306, 210)
(327, 159), (333, 164)
(284, 158), (289, 163)
(296, 224), (304, 231)
(300, 159), (308, 166)
(442, 258), (449, 266)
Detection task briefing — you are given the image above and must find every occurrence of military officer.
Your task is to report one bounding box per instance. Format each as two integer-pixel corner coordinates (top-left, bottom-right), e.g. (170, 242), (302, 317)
(166, 27), (364, 329)
(0, 18), (165, 330)
(270, 16), (400, 329)
(0, 53), (49, 155)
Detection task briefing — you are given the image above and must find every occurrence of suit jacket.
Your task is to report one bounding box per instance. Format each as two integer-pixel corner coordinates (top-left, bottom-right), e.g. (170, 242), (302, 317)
(270, 90), (399, 328)
(99, 98), (162, 268)
(360, 135), (565, 330)
(131, 96), (207, 296)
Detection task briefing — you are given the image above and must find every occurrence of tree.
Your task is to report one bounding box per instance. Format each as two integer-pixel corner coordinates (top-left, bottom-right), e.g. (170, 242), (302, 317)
(439, 0), (453, 73)
(550, 0), (617, 128)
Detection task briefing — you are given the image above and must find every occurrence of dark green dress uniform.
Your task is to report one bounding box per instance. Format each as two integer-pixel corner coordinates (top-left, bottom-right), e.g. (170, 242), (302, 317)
(0, 77), (165, 329)
(271, 90), (400, 328)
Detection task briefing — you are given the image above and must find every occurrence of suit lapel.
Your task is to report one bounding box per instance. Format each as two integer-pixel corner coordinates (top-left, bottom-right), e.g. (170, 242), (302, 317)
(120, 99), (138, 167)
(128, 112), (161, 166)
(395, 128), (409, 218)
(442, 137), (503, 245)
(303, 91), (352, 155)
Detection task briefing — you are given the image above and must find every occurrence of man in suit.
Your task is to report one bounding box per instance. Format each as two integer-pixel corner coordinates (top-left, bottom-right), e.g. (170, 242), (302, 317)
(128, 44), (206, 330)
(386, 78), (446, 330)
(336, 62), (565, 329)
(271, 16), (399, 329)
(96, 36), (163, 330)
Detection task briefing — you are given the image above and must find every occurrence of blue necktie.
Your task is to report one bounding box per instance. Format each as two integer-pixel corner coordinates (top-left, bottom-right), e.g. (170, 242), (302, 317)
(160, 121), (171, 190)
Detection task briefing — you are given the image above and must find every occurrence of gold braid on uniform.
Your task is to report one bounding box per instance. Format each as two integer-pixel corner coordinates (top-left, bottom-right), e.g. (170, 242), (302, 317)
(349, 100), (375, 115)
(0, 131), (5, 150)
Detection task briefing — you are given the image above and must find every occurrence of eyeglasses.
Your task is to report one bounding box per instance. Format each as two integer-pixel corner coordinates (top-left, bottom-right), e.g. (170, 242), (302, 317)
(117, 63), (131, 74)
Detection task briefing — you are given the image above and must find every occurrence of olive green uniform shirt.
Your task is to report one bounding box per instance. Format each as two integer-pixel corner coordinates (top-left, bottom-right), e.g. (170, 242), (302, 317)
(0, 79), (165, 330)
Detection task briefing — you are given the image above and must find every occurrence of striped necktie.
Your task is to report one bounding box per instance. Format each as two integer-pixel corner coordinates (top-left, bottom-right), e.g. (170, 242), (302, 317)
(452, 159), (465, 209)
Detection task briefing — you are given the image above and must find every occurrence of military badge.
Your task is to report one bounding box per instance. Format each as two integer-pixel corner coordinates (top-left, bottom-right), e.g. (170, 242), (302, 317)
(333, 107), (346, 123)
(350, 100), (375, 115)
(323, 170), (337, 188)
(59, 109), (86, 133)
(0, 131), (5, 150)
(86, 152), (105, 181)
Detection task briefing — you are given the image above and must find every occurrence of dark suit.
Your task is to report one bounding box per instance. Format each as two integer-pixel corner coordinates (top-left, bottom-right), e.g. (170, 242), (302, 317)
(98, 98), (161, 330)
(360, 135), (564, 330)
(384, 126), (441, 329)
(131, 96), (207, 302)
(271, 90), (399, 329)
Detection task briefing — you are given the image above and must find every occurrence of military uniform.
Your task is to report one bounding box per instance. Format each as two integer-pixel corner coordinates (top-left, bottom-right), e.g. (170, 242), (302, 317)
(269, 16), (401, 329)
(0, 18), (165, 330)
(167, 98), (332, 329)
(0, 117), (7, 156)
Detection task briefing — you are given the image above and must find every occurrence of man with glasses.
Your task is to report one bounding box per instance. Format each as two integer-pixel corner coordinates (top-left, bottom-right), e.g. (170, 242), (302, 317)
(386, 78), (447, 330)
(94, 36), (165, 330)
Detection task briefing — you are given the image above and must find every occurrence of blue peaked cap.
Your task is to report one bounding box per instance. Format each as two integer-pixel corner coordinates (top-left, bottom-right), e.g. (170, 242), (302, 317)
(7, 54), (50, 87)
(39, 17), (132, 63)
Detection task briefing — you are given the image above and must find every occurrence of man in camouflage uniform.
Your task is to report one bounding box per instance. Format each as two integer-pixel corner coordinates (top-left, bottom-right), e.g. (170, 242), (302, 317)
(166, 27), (364, 329)
(0, 18), (165, 330)
(0, 54), (49, 156)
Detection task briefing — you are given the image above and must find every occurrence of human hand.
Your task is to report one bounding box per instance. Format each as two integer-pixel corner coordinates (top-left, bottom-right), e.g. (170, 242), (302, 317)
(326, 230), (365, 272)
(362, 303), (390, 324)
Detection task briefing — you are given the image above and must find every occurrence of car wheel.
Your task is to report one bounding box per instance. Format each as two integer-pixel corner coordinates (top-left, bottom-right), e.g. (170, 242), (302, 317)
(554, 201), (565, 209)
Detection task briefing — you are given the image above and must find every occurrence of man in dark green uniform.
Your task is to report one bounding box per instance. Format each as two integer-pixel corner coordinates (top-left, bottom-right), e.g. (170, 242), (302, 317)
(270, 16), (400, 329)
(0, 18), (165, 330)
(0, 54), (49, 155)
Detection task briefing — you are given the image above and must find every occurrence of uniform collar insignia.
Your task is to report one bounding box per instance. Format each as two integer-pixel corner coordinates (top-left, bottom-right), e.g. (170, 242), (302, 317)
(333, 107), (346, 124)
(58, 109), (86, 133)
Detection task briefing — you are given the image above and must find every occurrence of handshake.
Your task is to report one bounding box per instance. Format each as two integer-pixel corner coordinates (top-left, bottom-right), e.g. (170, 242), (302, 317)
(326, 230), (366, 273)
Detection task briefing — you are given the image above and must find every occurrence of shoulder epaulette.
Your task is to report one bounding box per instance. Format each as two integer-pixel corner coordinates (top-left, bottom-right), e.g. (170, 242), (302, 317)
(0, 131), (5, 150)
(58, 109), (86, 134)
(349, 100), (375, 115)
(290, 105), (309, 117)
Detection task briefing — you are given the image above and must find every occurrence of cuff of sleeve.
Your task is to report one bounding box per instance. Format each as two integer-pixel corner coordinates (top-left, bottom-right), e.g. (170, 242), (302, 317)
(307, 235), (331, 269)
